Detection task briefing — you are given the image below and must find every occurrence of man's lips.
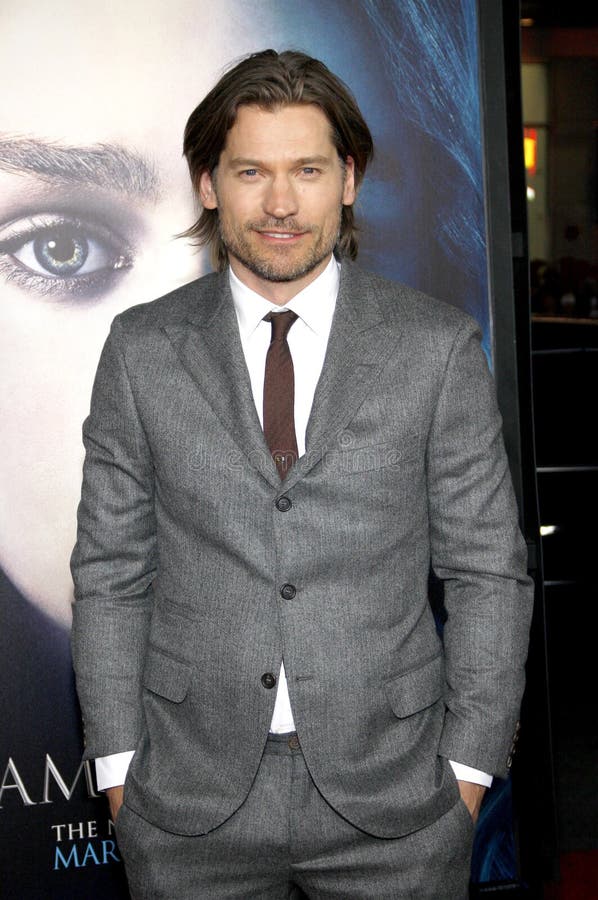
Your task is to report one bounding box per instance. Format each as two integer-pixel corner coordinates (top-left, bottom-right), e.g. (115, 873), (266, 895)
(253, 228), (309, 241)
(257, 231), (306, 240)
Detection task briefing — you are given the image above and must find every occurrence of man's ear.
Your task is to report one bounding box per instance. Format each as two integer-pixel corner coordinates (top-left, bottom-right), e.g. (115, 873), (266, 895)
(199, 170), (218, 209)
(342, 156), (357, 206)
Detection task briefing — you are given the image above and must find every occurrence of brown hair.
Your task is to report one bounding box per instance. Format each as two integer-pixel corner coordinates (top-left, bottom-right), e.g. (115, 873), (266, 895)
(181, 49), (374, 271)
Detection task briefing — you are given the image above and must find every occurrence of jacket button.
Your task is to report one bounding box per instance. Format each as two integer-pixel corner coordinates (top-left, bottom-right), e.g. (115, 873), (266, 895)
(280, 583), (296, 600)
(275, 496), (292, 512)
(261, 672), (276, 689)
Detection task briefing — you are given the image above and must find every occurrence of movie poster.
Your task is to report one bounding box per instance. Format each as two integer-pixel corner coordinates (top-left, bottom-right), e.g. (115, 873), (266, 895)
(0, 1), (510, 895)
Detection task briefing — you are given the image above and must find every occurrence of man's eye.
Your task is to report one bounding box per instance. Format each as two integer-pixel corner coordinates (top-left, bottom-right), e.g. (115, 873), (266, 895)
(241, 169), (258, 178)
(0, 214), (132, 298)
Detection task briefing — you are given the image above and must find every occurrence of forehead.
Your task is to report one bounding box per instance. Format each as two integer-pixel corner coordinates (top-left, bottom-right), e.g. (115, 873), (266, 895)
(222, 104), (337, 160)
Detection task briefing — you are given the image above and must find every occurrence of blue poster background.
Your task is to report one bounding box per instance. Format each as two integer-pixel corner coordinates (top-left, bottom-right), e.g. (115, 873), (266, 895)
(0, 1), (513, 895)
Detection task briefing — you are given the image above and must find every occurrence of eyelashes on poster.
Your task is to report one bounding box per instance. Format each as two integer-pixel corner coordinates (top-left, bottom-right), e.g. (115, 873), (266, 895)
(0, 0), (504, 894)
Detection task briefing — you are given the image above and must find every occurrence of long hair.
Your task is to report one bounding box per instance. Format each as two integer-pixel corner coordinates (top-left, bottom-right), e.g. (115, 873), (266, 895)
(363, 0), (486, 292)
(181, 49), (374, 271)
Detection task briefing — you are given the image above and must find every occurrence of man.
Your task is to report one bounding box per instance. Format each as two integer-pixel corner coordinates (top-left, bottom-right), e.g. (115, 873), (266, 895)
(71, 50), (533, 899)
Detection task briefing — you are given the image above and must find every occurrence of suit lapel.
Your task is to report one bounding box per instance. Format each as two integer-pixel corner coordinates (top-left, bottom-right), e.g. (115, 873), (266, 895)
(163, 273), (280, 488)
(284, 262), (400, 489)
(163, 263), (399, 492)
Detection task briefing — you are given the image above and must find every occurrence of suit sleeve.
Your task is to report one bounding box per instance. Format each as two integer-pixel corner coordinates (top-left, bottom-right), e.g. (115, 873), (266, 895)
(71, 316), (156, 760)
(427, 317), (534, 778)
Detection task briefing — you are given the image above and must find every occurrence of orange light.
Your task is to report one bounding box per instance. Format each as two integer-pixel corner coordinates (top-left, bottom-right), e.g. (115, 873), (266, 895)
(524, 127), (537, 175)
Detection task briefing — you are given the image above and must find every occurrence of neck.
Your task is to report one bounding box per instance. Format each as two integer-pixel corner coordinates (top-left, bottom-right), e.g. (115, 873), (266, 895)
(228, 254), (333, 305)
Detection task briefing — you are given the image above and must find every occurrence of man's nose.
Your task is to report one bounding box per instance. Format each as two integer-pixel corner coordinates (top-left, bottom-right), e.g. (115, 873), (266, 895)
(263, 176), (299, 220)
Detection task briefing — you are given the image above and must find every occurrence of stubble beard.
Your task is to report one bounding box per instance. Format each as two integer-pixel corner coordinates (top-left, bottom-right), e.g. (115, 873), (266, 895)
(217, 214), (342, 284)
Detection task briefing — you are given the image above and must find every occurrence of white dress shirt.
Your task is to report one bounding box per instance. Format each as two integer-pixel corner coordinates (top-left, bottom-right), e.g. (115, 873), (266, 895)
(95, 256), (491, 791)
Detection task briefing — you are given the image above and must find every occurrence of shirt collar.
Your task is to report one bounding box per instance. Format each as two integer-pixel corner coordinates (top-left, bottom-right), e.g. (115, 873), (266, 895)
(229, 255), (340, 339)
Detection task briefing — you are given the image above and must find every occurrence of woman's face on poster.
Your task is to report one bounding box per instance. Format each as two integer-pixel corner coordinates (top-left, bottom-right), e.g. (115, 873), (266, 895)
(0, 0), (417, 628)
(0, 0), (296, 626)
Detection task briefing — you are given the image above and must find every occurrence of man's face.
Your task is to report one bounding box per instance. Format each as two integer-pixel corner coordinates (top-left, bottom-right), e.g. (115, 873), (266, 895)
(200, 104), (355, 301)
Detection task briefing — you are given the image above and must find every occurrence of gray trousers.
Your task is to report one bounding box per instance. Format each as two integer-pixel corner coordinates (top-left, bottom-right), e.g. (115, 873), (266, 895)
(116, 733), (474, 899)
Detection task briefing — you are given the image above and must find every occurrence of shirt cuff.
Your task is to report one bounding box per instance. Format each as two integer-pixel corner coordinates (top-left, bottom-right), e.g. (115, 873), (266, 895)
(95, 751), (135, 791)
(449, 760), (493, 788)
(95, 753), (491, 790)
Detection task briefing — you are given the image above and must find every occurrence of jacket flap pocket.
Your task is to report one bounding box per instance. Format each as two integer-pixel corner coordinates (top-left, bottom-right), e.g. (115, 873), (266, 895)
(385, 653), (444, 718)
(143, 646), (192, 702)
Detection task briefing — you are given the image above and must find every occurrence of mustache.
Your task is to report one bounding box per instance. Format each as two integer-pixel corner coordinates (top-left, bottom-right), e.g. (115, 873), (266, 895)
(247, 218), (312, 234)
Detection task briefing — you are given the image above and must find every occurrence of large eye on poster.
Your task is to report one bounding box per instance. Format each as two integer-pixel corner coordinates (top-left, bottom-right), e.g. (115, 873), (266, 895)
(1, 1), (510, 897)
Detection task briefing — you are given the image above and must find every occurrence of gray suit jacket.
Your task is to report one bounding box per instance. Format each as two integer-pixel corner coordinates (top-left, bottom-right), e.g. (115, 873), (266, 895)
(71, 262), (533, 838)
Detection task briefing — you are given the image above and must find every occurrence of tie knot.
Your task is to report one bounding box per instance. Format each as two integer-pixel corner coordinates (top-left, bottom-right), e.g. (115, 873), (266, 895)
(264, 310), (298, 342)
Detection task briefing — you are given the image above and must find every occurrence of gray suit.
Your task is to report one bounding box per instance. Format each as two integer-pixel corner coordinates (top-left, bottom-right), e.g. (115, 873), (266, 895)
(71, 262), (532, 846)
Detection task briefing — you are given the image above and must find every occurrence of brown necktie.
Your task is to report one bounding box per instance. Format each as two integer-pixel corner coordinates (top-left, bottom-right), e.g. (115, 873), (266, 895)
(263, 311), (299, 479)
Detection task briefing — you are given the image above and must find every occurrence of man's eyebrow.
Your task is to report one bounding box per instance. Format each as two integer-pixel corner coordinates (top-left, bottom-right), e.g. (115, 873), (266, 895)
(0, 136), (160, 199)
(228, 155), (333, 169)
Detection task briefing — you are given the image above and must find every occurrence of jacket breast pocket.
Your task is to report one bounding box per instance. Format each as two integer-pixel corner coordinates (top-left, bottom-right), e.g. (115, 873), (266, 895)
(384, 652), (445, 718)
(323, 437), (417, 477)
(142, 645), (193, 703)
